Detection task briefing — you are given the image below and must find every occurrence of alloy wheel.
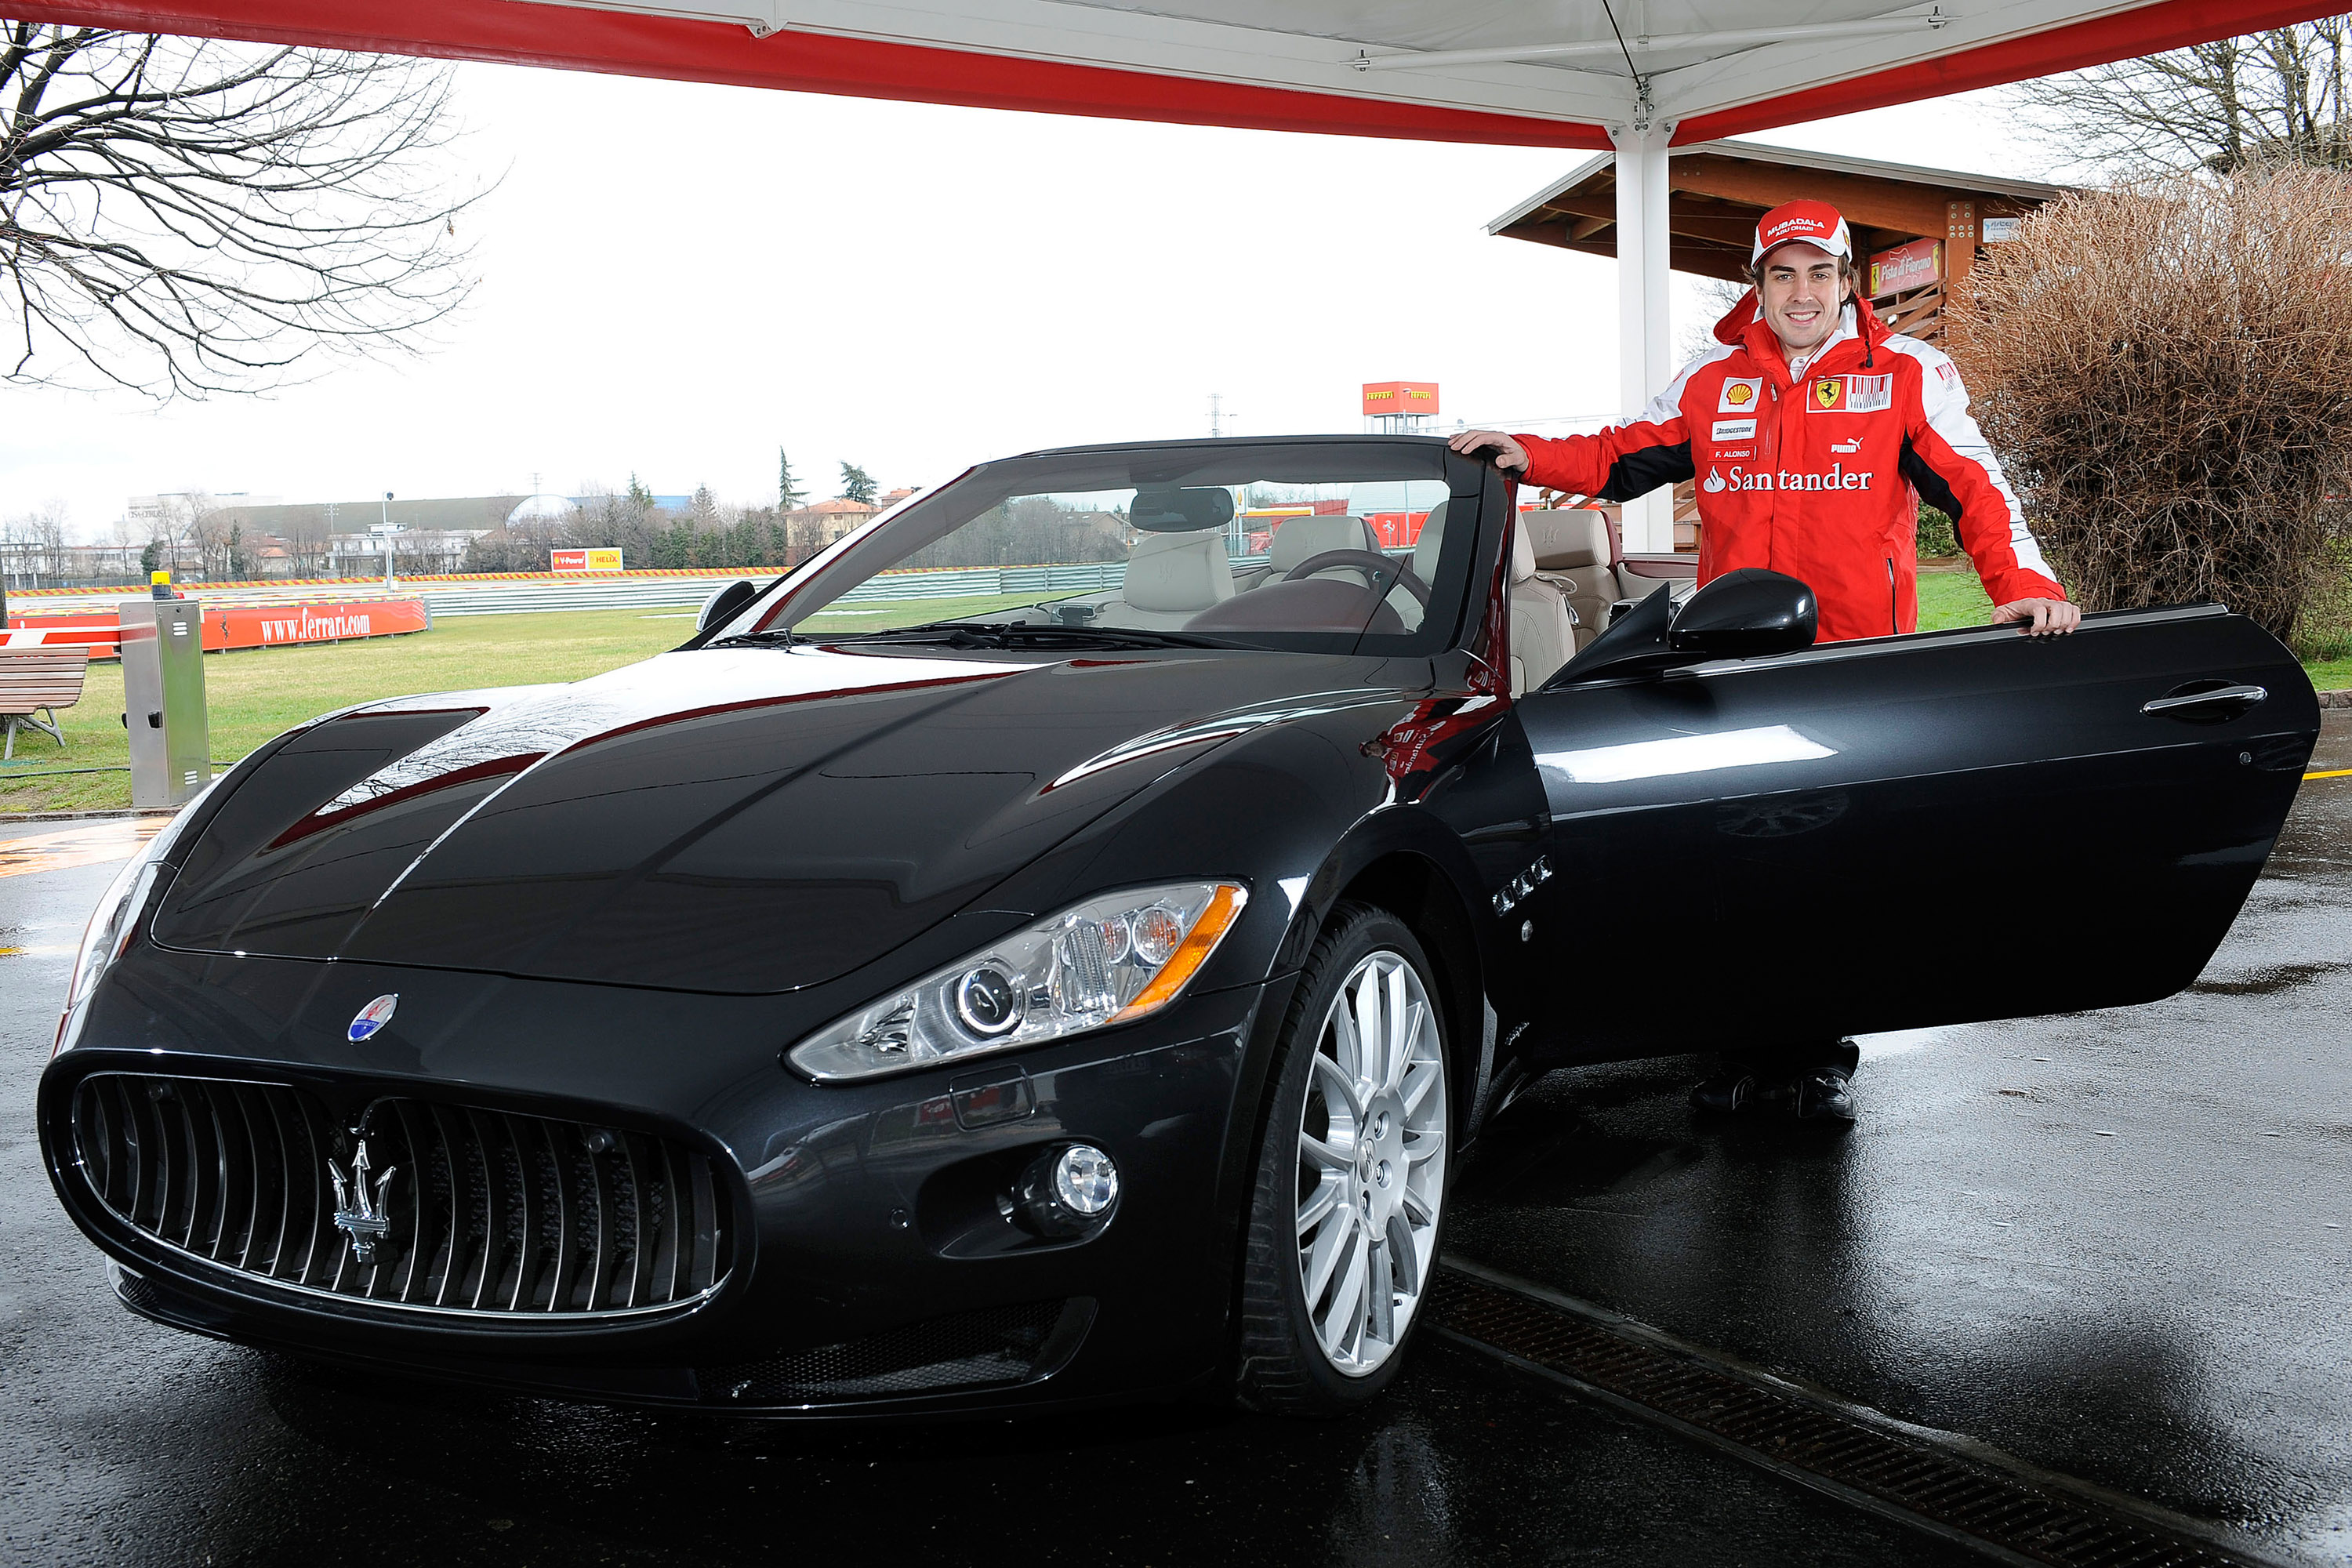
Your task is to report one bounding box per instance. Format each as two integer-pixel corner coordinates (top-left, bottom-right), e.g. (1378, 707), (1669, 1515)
(1293, 949), (1447, 1377)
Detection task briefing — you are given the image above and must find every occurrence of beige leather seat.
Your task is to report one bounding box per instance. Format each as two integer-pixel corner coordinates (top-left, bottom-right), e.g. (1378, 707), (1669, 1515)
(1249, 514), (1381, 590)
(1520, 508), (1613, 650)
(1507, 522), (1577, 694)
(1392, 499), (1447, 626)
(1102, 531), (1235, 629)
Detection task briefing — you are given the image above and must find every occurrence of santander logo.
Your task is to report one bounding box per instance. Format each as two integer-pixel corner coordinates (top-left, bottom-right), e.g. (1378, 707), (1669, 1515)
(1715, 464), (1876, 493)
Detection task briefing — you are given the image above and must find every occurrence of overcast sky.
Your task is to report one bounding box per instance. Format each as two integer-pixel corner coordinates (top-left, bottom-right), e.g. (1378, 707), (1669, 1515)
(3, 61), (2048, 539)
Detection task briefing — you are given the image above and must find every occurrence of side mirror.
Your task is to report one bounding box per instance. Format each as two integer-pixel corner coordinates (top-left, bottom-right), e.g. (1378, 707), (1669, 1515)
(1546, 568), (1816, 686)
(1667, 568), (1817, 659)
(697, 579), (758, 636)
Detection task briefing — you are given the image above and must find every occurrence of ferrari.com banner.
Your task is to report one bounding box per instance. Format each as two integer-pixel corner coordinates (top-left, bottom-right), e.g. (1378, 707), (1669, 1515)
(3, 598), (430, 657)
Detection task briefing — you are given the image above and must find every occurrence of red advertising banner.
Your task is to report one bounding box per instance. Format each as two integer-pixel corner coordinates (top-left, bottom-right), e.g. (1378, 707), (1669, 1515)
(5, 598), (430, 657)
(551, 547), (625, 572)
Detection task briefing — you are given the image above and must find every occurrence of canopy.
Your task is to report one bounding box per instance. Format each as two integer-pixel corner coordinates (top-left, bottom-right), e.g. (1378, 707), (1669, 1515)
(15, 0), (2338, 150)
(24, 0), (2336, 546)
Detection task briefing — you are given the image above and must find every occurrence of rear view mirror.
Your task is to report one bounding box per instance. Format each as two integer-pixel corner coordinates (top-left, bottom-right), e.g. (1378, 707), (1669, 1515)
(1668, 569), (1817, 659)
(697, 579), (758, 635)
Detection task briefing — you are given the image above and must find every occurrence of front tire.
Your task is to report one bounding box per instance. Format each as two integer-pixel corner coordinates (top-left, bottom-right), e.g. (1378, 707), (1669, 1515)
(1236, 902), (1450, 1414)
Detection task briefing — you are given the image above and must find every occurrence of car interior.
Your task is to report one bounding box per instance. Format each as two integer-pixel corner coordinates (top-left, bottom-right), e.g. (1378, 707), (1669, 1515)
(793, 467), (1693, 679)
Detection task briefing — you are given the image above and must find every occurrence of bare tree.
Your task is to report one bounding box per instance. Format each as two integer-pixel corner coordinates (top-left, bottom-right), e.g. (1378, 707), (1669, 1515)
(2014, 19), (2352, 175)
(0, 27), (479, 397)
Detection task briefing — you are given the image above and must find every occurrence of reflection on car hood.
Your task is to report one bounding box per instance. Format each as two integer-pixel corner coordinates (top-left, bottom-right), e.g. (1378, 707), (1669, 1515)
(154, 644), (1390, 993)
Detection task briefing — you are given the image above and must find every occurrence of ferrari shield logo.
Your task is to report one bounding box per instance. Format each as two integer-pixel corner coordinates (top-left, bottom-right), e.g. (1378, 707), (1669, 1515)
(1813, 377), (1844, 410)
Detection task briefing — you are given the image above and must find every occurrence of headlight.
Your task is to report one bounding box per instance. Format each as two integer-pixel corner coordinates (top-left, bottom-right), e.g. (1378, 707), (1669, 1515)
(788, 881), (1249, 1082)
(53, 781), (215, 1055)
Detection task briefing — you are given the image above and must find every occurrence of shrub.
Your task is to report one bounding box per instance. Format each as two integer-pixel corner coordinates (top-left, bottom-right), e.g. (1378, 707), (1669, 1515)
(1916, 506), (1960, 560)
(2293, 535), (2352, 662)
(1946, 167), (2352, 641)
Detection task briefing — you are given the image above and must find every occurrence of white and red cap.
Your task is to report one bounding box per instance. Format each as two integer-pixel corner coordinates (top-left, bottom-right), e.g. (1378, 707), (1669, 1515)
(1751, 200), (1853, 265)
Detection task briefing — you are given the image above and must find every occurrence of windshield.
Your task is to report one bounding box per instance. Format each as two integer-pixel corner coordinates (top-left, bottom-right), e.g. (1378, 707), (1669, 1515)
(720, 441), (1479, 656)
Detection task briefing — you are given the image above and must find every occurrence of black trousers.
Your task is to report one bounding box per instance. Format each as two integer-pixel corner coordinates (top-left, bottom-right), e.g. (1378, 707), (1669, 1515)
(1735, 1038), (1860, 1082)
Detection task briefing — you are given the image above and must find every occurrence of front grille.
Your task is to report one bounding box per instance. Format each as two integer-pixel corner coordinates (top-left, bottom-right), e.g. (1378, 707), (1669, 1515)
(68, 1073), (732, 1319)
(702, 1300), (1085, 1406)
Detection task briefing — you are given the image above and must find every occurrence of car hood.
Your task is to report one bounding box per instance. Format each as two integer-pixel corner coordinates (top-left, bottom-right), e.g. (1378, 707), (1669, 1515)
(154, 643), (1396, 993)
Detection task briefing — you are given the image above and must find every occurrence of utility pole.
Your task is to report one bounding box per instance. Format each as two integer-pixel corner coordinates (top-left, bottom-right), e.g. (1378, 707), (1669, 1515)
(376, 491), (399, 589)
(1207, 392), (1227, 437)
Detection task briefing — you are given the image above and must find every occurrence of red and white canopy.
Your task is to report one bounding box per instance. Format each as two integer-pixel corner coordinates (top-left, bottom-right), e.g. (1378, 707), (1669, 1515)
(15, 0), (2339, 148)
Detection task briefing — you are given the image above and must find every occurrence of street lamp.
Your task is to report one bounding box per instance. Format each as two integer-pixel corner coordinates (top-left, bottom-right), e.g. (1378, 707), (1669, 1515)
(374, 492), (398, 589)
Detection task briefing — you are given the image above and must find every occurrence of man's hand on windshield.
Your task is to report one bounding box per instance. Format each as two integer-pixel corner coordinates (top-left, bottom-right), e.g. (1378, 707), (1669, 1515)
(1991, 597), (2082, 637)
(1448, 430), (1530, 474)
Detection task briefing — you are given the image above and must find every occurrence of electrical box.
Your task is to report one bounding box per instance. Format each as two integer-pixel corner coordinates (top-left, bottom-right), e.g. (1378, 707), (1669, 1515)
(119, 597), (209, 808)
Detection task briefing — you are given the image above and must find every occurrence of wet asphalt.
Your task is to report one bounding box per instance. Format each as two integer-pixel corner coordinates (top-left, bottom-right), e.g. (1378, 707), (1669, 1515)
(2, 714), (2347, 1567)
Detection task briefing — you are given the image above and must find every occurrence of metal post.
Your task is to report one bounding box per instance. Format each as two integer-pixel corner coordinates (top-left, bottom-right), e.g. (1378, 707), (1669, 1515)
(119, 574), (209, 808)
(1609, 120), (1678, 554)
(381, 492), (395, 588)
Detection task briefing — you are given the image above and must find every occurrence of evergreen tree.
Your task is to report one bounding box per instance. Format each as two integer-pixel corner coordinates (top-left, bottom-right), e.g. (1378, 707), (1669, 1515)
(839, 463), (878, 505)
(778, 448), (804, 512)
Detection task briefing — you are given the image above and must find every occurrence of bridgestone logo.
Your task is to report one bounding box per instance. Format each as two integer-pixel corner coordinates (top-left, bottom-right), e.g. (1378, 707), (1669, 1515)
(1704, 464), (1875, 493)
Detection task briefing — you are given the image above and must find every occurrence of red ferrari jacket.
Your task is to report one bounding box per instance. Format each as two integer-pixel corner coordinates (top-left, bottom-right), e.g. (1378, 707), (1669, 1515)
(1515, 293), (2065, 644)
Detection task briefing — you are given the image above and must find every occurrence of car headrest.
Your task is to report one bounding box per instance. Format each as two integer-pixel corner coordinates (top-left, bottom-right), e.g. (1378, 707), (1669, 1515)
(1510, 517), (1537, 584)
(1522, 507), (1610, 571)
(1410, 499), (1448, 583)
(1124, 531), (1235, 612)
(1268, 513), (1377, 572)
(1130, 486), (1236, 532)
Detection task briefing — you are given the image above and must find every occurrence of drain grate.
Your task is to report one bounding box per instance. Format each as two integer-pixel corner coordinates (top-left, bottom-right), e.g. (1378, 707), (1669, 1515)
(1430, 1265), (2273, 1568)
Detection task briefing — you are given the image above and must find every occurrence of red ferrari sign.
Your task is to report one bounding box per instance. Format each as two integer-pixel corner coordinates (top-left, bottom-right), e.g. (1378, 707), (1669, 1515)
(6, 598), (429, 657)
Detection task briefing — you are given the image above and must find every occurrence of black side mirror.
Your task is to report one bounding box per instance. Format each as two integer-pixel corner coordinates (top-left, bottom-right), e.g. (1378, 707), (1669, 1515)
(1547, 568), (1817, 686)
(696, 579), (758, 636)
(1668, 568), (1817, 659)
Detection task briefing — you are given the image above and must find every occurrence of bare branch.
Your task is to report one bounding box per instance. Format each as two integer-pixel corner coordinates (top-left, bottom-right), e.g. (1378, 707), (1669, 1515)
(0, 26), (482, 397)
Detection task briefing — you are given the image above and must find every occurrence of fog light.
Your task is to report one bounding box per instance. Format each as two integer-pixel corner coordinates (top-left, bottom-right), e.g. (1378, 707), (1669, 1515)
(1054, 1145), (1119, 1215)
(1011, 1143), (1120, 1238)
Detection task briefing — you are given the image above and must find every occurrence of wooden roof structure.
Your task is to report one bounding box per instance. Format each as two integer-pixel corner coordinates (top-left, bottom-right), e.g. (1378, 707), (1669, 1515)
(1491, 140), (2072, 285)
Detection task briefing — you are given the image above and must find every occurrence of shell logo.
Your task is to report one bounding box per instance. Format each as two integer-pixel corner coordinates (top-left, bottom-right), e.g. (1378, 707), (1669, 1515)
(1724, 383), (1753, 407)
(1702, 468), (1727, 495)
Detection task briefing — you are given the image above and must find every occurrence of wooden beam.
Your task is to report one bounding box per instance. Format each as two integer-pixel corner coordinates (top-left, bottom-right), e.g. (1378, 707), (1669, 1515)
(1668, 154), (1954, 239)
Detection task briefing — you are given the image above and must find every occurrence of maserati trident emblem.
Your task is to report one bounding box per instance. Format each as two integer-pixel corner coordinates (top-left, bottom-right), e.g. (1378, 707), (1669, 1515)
(328, 1140), (397, 1265)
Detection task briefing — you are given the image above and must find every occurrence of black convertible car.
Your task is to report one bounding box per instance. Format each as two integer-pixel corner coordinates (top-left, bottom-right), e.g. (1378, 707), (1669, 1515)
(42, 436), (2317, 1417)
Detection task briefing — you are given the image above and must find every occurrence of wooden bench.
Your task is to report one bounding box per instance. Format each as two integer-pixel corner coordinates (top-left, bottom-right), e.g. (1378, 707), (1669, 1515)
(0, 645), (90, 759)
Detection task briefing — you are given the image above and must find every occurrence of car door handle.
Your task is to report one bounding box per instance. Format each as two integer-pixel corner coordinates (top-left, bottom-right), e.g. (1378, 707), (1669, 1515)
(2141, 684), (2267, 717)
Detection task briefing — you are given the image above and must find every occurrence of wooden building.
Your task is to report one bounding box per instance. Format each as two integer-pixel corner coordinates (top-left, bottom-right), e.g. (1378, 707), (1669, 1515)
(1490, 139), (2072, 347)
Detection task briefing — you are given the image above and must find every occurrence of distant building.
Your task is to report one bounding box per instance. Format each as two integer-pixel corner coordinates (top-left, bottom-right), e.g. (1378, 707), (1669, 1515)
(787, 497), (881, 546)
(878, 487), (920, 508)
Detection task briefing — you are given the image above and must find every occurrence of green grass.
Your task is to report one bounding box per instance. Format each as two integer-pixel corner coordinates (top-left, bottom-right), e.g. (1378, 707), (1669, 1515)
(0, 593), (1065, 817)
(11, 577), (2339, 818)
(2305, 655), (2352, 691)
(1916, 566), (1995, 632)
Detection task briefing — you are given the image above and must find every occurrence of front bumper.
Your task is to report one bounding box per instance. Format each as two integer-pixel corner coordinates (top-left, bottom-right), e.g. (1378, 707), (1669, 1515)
(41, 944), (1277, 1416)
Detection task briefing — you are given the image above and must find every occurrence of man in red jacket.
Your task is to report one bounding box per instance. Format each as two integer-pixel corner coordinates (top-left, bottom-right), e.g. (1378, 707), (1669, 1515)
(1450, 198), (2078, 643)
(1450, 199), (2080, 1120)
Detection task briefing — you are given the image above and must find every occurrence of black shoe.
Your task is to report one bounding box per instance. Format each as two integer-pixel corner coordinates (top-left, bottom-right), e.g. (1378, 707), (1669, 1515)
(1792, 1070), (1856, 1123)
(1690, 1071), (1762, 1113)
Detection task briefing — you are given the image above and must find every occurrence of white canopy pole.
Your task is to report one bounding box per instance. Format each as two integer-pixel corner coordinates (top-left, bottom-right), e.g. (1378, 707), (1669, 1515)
(1609, 121), (1677, 554)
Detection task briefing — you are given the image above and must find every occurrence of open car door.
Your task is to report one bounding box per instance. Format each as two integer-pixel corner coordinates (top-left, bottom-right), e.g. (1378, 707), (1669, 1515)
(1498, 583), (2318, 1063)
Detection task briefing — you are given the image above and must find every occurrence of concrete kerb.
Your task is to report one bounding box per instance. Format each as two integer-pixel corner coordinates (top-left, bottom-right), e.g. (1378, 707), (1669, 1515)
(1, 806), (182, 825)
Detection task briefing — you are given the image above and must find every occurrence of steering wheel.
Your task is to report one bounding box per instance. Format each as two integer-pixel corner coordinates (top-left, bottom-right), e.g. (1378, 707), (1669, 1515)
(1281, 549), (1431, 608)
